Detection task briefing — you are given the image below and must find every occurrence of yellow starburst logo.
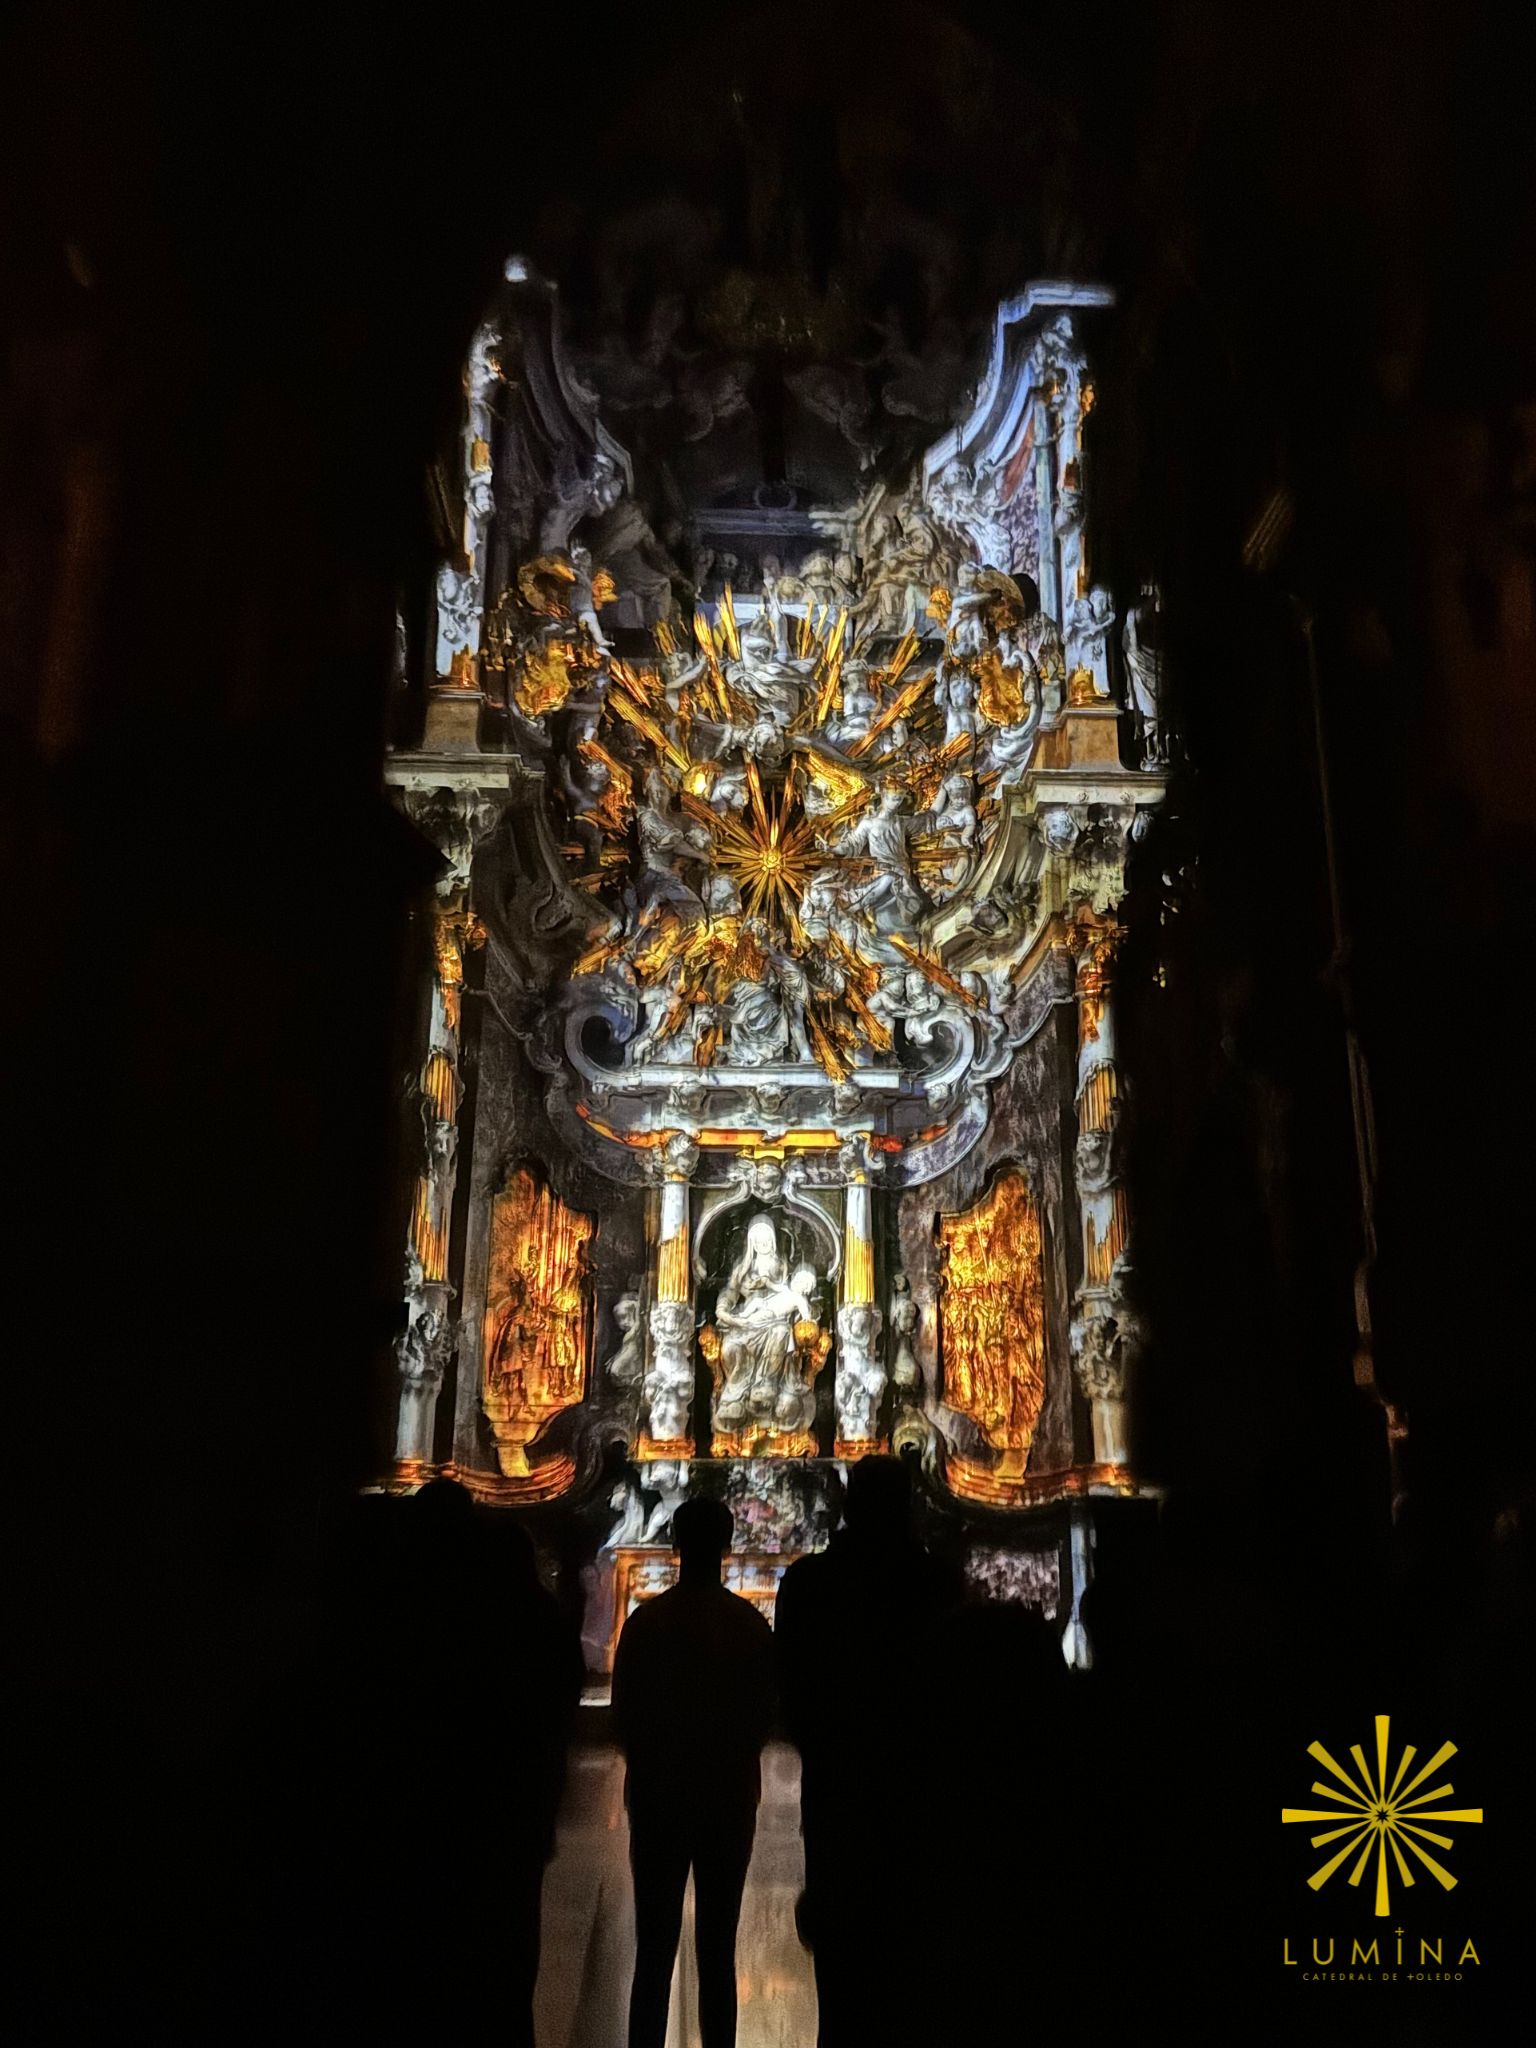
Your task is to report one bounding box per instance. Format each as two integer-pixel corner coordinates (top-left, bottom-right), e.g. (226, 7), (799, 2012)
(1281, 1714), (1483, 1917)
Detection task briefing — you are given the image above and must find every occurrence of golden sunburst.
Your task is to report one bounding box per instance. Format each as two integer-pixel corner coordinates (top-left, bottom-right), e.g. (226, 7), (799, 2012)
(1281, 1714), (1483, 1917)
(683, 761), (833, 934)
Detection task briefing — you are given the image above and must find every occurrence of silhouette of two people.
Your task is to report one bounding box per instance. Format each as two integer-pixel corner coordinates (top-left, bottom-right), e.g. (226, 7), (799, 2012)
(612, 1496), (777, 2048)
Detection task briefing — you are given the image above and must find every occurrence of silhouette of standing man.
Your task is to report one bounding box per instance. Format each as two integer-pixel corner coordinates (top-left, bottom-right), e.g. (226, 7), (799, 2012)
(775, 1457), (960, 2047)
(612, 1496), (777, 2048)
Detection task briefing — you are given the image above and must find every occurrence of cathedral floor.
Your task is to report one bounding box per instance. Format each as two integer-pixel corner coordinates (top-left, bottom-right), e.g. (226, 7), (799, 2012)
(535, 1739), (817, 2048)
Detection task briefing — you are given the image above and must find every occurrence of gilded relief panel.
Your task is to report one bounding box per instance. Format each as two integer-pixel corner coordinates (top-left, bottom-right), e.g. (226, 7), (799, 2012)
(481, 1166), (593, 1485)
(938, 1168), (1046, 1490)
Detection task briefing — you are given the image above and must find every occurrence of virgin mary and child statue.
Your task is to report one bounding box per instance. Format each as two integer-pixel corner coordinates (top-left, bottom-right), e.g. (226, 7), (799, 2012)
(713, 1214), (822, 1436)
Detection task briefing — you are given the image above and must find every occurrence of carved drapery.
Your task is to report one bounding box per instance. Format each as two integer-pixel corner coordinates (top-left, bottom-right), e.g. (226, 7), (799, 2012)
(938, 1168), (1046, 1489)
(481, 1167), (593, 1482)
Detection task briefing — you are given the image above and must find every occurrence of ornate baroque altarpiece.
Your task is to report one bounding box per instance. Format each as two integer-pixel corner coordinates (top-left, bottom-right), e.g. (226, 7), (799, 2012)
(382, 267), (1167, 1656)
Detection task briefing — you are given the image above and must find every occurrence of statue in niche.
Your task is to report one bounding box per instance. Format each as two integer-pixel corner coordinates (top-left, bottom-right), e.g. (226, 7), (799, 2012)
(711, 1214), (824, 1439)
(1122, 582), (1165, 765)
(602, 1288), (644, 1390)
(1066, 587), (1117, 699)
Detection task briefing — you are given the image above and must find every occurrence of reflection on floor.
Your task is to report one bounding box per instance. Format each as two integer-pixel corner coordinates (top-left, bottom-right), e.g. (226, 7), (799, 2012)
(536, 1741), (817, 2048)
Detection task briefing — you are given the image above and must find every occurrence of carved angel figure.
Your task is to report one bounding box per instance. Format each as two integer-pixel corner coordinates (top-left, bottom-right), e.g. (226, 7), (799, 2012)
(644, 1301), (696, 1443)
(835, 1303), (886, 1441)
(836, 783), (924, 930)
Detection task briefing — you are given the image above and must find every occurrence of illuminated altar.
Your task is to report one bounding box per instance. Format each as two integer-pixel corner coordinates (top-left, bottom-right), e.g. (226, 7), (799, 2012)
(384, 265), (1166, 1663)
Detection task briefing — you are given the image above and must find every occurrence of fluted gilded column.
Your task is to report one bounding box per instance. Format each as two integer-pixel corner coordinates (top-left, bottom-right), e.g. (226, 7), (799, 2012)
(1067, 917), (1131, 1466)
(643, 1132), (699, 1456)
(835, 1134), (884, 1454)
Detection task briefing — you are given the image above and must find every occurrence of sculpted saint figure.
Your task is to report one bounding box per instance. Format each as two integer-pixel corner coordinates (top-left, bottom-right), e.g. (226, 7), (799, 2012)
(715, 1216), (820, 1433)
(928, 771), (979, 896)
(724, 614), (815, 727)
(1122, 582), (1164, 763)
(721, 920), (814, 1067)
(636, 768), (709, 913)
(835, 782), (924, 929)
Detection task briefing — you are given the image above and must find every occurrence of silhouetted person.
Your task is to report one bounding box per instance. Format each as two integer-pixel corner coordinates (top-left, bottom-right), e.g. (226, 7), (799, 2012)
(775, 1457), (960, 2047)
(328, 1481), (581, 2044)
(936, 1602), (1073, 2037)
(477, 1510), (585, 2048)
(612, 1496), (777, 2048)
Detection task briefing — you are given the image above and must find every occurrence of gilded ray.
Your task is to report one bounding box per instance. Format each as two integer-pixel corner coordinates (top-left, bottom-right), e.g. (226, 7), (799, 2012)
(848, 666), (934, 756)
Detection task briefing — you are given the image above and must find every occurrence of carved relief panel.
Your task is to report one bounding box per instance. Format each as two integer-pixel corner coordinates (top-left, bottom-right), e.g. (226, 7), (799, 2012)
(938, 1168), (1046, 1492)
(481, 1166), (593, 1485)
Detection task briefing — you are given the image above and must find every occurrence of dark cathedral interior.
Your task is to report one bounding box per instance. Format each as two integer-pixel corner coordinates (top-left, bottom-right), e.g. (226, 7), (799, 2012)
(4, 2), (1533, 2038)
